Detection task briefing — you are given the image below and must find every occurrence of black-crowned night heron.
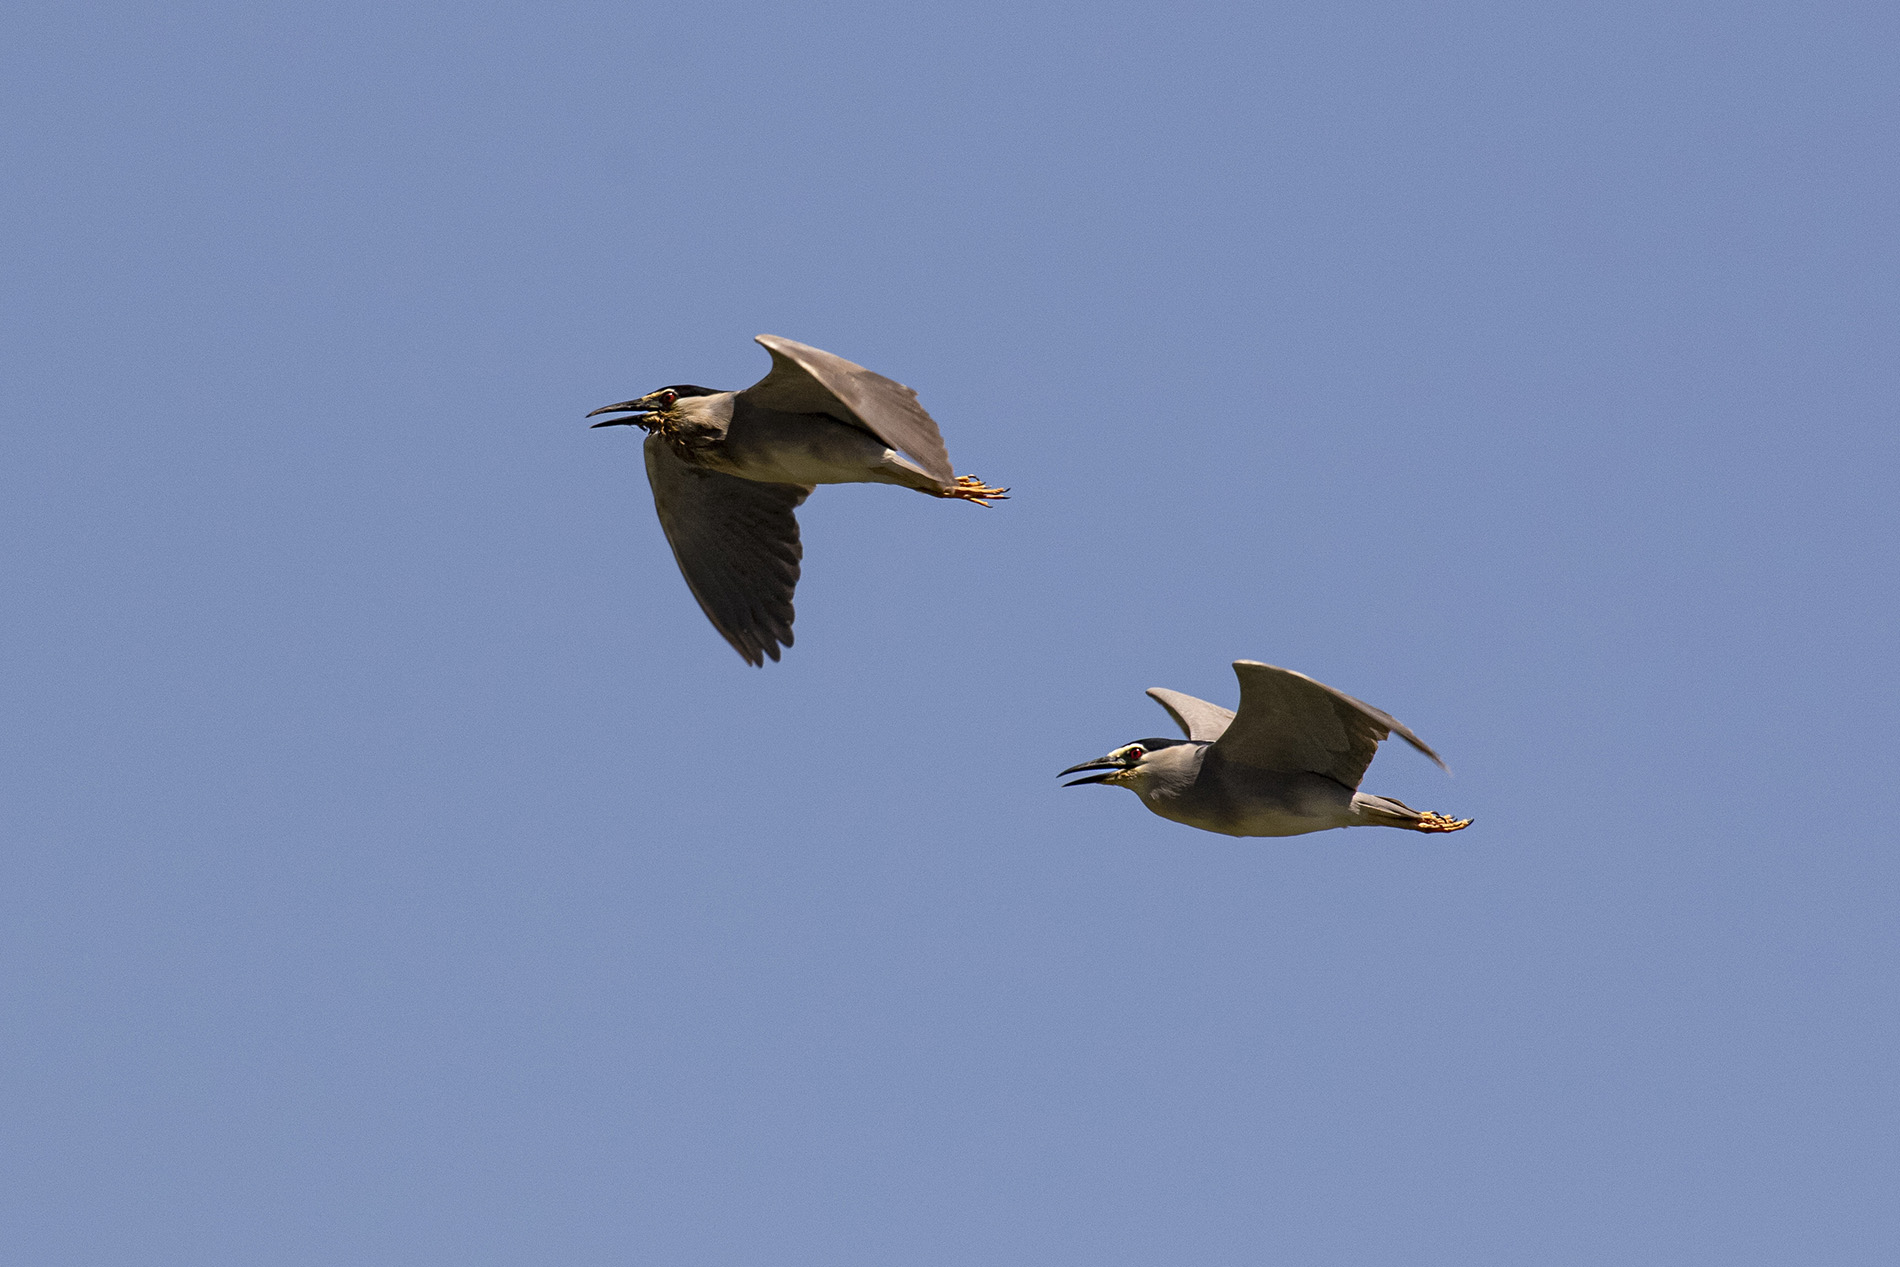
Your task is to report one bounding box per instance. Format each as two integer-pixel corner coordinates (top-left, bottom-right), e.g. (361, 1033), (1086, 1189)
(589, 335), (1006, 666)
(1061, 661), (1472, 837)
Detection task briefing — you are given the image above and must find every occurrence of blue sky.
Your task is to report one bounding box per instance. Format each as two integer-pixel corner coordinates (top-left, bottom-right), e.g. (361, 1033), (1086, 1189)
(4, 1), (1896, 1262)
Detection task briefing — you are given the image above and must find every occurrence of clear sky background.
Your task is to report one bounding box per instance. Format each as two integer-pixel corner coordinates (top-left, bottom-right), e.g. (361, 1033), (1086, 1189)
(4, 1), (1896, 1262)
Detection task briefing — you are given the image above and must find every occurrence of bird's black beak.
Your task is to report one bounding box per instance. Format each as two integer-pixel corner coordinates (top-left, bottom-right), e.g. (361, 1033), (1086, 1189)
(1058, 755), (1126, 787)
(587, 399), (654, 427)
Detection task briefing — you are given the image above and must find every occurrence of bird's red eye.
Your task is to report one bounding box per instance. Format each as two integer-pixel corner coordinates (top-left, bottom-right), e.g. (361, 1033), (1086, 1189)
(660, 390), (677, 405)
(1126, 747), (1144, 761)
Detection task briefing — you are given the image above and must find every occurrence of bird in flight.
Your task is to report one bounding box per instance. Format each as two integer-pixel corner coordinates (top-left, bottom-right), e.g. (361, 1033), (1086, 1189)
(589, 335), (1006, 665)
(1061, 661), (1472, 837)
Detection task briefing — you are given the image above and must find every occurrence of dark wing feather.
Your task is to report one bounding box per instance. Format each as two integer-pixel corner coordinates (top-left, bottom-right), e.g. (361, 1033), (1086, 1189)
(1211, 661), (1448, 789)
(738, 335), (955, 486)
(644, 433), (813, 666)
(1145, 688), (1235, 741)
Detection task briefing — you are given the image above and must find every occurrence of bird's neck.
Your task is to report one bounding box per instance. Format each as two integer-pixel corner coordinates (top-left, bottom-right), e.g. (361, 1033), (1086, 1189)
(659, 396), (733, 445)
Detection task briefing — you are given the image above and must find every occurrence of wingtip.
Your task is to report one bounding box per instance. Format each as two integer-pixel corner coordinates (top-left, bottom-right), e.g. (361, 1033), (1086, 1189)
(730, 636), (788, 668)
(1409, 737), (1453, 775)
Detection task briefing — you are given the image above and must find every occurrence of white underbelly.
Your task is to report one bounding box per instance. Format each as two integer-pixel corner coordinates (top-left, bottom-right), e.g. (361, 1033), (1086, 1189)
(727, 445), (897, 486)
(1144, 793), (1352, 838)
(713, 416), (918, 487)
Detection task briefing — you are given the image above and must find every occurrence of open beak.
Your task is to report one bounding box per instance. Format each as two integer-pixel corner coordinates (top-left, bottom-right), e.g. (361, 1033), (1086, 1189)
(587, 398), (655, 427)
(1058, 755), (1126, 787)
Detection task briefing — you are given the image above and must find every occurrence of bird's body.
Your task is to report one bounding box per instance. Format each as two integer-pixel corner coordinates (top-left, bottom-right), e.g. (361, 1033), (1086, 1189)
(1062, 661), (1472, 837)
(653, 392), (948, 493)
(590, 335), (1005, 665)
(1121, 745), (1377, 836)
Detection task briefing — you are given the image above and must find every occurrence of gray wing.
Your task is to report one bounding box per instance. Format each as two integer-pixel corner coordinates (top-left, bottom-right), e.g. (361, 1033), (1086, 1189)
(644, 433), (813, 666)
(1210, 661), (1448, 788)
(1145, 688), (1235, 741)
(737, 334), (955, 487)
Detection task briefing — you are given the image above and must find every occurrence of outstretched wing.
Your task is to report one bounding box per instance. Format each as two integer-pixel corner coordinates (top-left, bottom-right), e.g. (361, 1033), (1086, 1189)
(738, 334), (955, 487)
(645, 433), (812, 666)
(1145, 688), (1235, 741)
(1211, 661), (1448, 789)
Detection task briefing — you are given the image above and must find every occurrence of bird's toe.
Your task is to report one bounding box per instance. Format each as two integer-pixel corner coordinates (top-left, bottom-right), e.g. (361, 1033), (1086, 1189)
(942, 474), (1009, 506)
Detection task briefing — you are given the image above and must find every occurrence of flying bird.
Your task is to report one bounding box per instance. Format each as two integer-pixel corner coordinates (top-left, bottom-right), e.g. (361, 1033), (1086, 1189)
(589, 335), (1006, 665)
(1061, 661), (1472, 837)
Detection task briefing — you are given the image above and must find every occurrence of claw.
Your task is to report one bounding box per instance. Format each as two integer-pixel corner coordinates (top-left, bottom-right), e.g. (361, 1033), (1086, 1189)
(1415, 811), (1473, 833)
(944, 474), (1010, 506)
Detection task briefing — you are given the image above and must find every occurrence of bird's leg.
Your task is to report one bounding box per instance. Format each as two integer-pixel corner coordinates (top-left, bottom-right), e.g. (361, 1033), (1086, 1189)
(939, 475), (1010, 506)
(1413, 811), (1472, 833)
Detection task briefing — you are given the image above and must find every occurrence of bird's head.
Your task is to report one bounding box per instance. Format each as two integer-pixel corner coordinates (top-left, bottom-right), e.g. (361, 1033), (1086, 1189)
(1059, 739), (1194, 791)
(587, 385), (723, 430)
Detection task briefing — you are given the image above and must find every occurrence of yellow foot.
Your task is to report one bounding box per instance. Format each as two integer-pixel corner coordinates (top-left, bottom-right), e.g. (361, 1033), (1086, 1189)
(942, 474), (1009, 506)
(1416, 811), (1473, 833)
